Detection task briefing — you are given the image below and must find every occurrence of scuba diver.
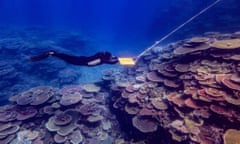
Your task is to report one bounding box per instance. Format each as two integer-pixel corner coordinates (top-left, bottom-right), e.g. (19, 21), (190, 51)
(29, 50), (119, 66)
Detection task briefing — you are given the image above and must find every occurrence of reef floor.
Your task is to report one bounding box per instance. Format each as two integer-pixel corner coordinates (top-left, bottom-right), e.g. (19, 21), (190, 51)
(0, 28), (240, 144)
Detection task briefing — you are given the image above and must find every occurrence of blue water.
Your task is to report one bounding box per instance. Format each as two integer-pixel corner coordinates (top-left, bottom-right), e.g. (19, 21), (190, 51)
(0, 0), (226, 55)
(0, 0), (240, 103)
(0, 1), (240, 144)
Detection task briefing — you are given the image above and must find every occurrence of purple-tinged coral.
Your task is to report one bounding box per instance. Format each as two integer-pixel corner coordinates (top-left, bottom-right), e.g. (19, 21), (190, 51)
(16, 91), (33, 105)
(0, 111), (17, 122)
(83, 138), (101, 144)
(0, 123), (13, 132)
(15, 86), (55, 106)
(169, 120), (188, 134)
(0, 125), (20, 136)
(53, 112), (73, 126)
(230, 73), (240, 83)
(146, 71), (164, 82)
(0, 134), (15, 144)
(222, 77), (240, 91)
(30, 86), (55, 105)
(78, 103), (101, 116)
(45, 117), (61, 132)
(139, 108), (157, 116)
(43, 105), (56, 115)
(163, 79), (180, 88)
(173, 43), (210, 55)
(184, 98), (201, 109)
(132, 116), (158, 133)
(53, 134), (67, 143)
(59, 85), (82, 95)
(174, 64), (190, 73)
(0, 105), (19, 122)
(187, 37), (210, 44)
(124, 103), (140, 115)
(87, 115), (104, 123)
(69, 130), (83, 144)
(60, 92), (82, 106)
(59, 85), (83, 106)
(151, 98), (168, 110)
(16, 106), (37, 121)
(46, 110), (80, 137)
(17, 130), (39, 141)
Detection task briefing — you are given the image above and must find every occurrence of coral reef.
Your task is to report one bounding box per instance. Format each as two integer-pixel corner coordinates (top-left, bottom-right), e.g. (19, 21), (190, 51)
(0, 84), (125, 144)
(1, 30), (240, 144)
(104, 32), (240, 144)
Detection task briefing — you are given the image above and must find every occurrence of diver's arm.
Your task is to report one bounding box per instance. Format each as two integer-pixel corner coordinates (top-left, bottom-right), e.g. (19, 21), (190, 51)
(102, 57), (119, 64)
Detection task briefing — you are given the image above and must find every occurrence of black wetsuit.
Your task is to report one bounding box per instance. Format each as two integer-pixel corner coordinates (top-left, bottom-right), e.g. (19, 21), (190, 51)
(53, 52), (118, 66)
(29, 51), (119, 66)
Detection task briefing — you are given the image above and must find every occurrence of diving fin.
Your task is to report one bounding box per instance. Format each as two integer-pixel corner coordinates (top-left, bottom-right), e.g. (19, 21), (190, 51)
(29, 52), (50, 62)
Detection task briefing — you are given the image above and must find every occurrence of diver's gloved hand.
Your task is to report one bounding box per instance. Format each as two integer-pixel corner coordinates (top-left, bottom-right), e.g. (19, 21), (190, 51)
(97, 51), (119, 64)
(29, 50), (57, 62)
(48, 50), (57, 56)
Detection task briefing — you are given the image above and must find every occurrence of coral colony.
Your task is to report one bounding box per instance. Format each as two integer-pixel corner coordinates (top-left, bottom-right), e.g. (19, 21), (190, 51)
(107, 33), (240, 144)
(1, 31), (240, 144)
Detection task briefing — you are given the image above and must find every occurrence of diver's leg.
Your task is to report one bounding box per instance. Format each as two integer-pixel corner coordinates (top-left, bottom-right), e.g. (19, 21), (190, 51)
(29, 51), (56, 62)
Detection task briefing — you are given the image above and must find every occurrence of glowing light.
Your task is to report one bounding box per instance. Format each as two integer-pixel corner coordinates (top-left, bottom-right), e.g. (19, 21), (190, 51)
(118, 57), (135, 66)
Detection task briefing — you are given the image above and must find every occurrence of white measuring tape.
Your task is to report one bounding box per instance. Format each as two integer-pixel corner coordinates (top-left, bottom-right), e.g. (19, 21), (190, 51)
(135, 0), (222, 64)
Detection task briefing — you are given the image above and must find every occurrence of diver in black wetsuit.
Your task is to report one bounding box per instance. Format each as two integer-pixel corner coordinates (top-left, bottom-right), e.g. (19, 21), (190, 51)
(29, 50), (119, 66)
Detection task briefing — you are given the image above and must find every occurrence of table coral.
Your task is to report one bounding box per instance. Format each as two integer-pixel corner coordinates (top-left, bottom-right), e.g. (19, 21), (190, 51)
(211, 39), (240, 49)
(82, 84), (101, 93)
(105, 32), (240, 143)
(132, 116), (158, 133)
(223, 129), (240, 144)
(2, 31), (240, 144)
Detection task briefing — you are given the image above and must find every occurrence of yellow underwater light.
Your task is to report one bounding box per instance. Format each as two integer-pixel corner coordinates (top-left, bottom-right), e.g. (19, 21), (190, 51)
(118, 57), (135, 66)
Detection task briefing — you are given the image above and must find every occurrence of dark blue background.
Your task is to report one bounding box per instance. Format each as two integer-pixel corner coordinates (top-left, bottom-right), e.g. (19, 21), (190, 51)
(0, 0), (229, 56)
